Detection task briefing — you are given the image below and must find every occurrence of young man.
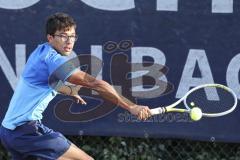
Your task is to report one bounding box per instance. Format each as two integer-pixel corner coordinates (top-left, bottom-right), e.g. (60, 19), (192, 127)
(0, 13), (151, 160)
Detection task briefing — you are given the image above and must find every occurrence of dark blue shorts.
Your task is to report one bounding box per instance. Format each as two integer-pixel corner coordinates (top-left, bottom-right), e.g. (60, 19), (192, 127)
(0, 121), (71, 160)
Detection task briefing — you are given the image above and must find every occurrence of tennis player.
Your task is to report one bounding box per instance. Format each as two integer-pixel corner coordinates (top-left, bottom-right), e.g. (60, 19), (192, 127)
(0, 12), (151, 160)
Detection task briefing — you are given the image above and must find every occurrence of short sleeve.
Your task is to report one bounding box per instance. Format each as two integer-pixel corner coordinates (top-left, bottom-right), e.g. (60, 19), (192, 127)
(45, 51), (77, 82)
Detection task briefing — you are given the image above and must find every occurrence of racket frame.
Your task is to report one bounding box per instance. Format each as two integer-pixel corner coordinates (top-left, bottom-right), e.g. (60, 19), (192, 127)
(150, 83), (238, 117)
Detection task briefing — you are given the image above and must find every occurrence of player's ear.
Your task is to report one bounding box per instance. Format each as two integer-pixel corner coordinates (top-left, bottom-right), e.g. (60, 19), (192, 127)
(47, 34), (54, 42)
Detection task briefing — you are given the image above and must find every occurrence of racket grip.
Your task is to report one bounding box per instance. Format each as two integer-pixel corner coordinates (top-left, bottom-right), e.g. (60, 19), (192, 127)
(150, 107), (165, 115)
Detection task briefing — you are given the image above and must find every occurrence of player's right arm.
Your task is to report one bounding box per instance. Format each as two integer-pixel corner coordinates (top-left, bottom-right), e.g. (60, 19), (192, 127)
(67, 69), (151, 120)
(57, 85), (87, 105)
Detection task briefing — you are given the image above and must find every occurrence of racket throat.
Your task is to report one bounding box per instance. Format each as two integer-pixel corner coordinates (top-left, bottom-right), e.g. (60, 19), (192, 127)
(160, 107), (167, 114)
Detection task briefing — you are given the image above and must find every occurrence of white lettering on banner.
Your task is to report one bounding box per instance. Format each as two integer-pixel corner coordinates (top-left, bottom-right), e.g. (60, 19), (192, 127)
(90, 46), (123, 95)
(226, 54), (240, 97)
(212, 0), (233, 13)
(0, 0), (234, 13)
(81, 0), (134, 11)
(157, 0), (178, 11)
(131, 47), (167, 98)
(0, 0), (40, 9)
(157, 0), (233, 13)
(81, 0), (232, 13)
(91, 45), (103, 80)
(91, 45), (103, 95)
(0, 44), (26, 90)
(1, 45), (239, 100)
(176, 49), (217, 100)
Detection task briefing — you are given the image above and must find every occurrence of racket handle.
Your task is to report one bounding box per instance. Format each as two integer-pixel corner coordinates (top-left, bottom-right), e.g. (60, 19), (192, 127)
(150, 107), (166, 115)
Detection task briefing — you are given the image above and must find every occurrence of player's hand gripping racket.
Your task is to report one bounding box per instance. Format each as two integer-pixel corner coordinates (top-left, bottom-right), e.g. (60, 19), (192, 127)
(150, 84), (238, 120)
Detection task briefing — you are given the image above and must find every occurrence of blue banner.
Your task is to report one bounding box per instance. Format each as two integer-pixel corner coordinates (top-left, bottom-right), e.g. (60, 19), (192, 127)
(0, 0), (240, 142)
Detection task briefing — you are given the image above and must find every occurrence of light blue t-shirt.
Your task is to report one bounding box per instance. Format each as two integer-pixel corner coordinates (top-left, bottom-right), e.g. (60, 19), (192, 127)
(2, 43), (76, 130)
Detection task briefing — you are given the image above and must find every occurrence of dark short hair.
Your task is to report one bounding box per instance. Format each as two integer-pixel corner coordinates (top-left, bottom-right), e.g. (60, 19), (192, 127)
(45, 12), (76, 35)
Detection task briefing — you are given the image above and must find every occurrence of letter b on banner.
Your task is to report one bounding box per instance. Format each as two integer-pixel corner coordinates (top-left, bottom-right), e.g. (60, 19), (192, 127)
(131, 47), (173, 98)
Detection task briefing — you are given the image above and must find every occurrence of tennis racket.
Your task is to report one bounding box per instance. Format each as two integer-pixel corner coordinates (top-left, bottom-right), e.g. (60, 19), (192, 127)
(150, 83), (238, 117)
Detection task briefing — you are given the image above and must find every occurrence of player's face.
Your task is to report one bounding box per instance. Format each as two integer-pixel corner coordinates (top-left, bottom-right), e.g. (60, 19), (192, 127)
(47, 26), (77, 56)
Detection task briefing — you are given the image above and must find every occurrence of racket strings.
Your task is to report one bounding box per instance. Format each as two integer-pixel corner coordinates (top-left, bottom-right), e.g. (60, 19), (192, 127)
(185, 87), (235, 114)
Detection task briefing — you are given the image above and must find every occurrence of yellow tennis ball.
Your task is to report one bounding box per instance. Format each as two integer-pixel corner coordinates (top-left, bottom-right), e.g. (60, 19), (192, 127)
(190, 107), (202, 121)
